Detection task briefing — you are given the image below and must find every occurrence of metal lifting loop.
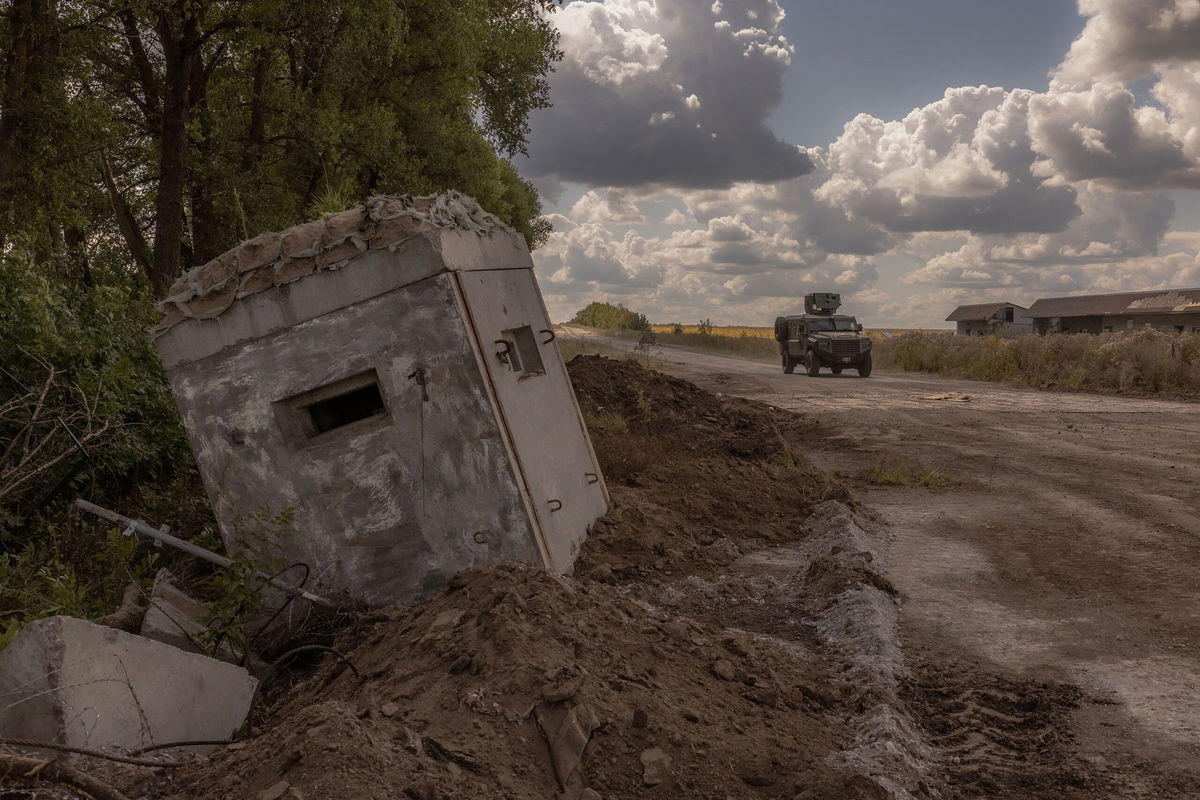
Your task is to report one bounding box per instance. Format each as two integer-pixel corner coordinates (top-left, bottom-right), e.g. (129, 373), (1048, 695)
(585, 472), (599, 485)
(540, 329), (556, 344)
(547, 499), (563, 512)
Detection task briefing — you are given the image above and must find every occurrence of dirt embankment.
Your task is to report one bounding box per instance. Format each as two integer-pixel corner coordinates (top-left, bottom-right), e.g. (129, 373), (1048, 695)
(125, 356), (1104, 800)
(128, 357), (861, 800)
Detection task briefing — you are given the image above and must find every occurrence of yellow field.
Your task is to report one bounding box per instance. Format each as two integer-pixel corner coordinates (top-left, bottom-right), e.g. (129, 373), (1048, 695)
(649, 325), (952, 339)
(650, 325), (774, 338)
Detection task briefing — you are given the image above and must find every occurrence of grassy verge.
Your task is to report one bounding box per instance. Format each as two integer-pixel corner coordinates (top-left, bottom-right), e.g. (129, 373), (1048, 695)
(557, 335), (662, 370)
(873, 330), (1200, 396)
(601, 328), (779, 361)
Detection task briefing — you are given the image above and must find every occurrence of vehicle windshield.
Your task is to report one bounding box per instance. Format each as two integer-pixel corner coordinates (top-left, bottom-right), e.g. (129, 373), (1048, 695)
(808, 316), (859, 332)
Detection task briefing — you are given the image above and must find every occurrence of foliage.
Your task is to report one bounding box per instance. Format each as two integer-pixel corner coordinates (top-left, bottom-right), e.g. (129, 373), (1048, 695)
(569, 301), (651, 331)
(0, 246), (194, 539)
(0, 528), (160, 648)
(0, 0), (565, 647)
(0, 0), (562, 296)
(200, 507), (293, 657)
(873, 330), (1200, 396)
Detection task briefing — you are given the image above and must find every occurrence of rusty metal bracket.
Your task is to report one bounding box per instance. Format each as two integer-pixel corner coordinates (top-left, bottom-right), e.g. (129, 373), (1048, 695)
(547, 499), (563, 512)
(407, 367), (429, 402)
(494, 339), (512, 365)
(585, 472), (599, 485)
(539, 328), (556, 344)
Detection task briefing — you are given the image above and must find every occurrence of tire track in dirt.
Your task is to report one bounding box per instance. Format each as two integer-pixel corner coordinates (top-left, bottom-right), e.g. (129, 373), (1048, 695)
(572, 333), (1200, 797)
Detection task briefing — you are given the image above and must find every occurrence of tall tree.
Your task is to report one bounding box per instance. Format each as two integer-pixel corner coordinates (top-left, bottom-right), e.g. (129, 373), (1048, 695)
(0, 0), (561, 295)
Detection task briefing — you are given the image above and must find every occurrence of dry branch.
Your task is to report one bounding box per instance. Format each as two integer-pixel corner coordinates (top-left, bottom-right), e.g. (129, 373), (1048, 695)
(0, 752), (132, 800)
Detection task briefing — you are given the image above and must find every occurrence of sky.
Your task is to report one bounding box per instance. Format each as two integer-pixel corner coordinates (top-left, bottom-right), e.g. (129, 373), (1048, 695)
(519, 0), (1200, 328)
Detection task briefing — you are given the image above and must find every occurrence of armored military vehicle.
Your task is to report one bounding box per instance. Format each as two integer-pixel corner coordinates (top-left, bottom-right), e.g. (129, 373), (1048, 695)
(773, 293), (873, 377)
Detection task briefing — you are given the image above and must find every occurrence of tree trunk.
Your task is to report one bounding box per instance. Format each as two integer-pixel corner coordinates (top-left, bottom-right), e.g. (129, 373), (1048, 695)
(188, 56), (219, 265)
(0, 0), (35, 246)
(241, 48), (271, 172)
(150, 10), (199, 296)
(100, 149), (153, 278)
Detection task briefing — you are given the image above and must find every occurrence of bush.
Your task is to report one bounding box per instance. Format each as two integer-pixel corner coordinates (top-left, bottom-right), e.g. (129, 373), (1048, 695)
(874, 330), (1200, 396)
(0, 243), (212, 637)
(569, 301), (650, 331)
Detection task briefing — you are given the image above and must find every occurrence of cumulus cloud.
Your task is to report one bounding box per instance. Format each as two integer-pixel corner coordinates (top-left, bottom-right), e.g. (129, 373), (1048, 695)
(568, 189), (646, 224)
(1055, 0), (1200, 86)
(530, 0), (1200, 327)
(524, 0), (811, 188)
(1029, 81), (1200, 188)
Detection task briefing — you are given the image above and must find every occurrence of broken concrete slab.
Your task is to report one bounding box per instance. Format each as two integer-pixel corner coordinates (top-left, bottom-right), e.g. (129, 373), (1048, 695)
(0, 616), (257, 754)
(139, 574), (209, 654)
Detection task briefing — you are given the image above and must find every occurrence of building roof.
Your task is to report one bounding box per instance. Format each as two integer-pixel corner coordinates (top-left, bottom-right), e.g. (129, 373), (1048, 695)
(154, 192), (514, 336)
(1026, 288), (1200, 319)
(945, 302), (1023, 322)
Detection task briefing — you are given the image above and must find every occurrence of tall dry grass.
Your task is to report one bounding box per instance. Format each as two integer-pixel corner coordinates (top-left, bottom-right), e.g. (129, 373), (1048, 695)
(648, 331), (779, 361)
(873, 330), (1200, 396)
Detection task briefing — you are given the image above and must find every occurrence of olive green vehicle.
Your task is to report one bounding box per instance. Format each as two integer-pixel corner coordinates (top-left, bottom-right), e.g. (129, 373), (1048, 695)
(773, 293), (873, 377)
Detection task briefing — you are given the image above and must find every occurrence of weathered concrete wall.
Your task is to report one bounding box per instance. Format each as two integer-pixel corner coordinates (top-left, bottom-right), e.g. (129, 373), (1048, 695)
(156, 232), (530, 370)
(453, 267), (610, 571)
(156, 200), (607, 607)
(164, 268), (539, 607)
(0, 616), (255, 753)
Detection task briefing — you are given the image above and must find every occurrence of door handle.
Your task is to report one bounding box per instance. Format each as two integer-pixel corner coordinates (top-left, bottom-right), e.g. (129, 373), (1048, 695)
(494, 339), (512, 364)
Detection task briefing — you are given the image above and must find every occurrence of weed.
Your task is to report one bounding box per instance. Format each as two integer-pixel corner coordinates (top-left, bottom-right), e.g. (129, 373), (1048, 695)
(579, 402), (673, 483)
(200, 506), (292, 657)
(867, 464), (910, 486)
(866, 460), (959, 488)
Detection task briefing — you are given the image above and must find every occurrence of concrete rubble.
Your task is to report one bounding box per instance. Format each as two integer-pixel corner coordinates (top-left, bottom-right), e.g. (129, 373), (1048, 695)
(138, 569), (211, 654)
(0, 615), (257, 755)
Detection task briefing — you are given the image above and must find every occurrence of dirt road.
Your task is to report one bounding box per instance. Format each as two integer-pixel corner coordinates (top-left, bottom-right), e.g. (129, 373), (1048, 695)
(570, 330), (1200, 795)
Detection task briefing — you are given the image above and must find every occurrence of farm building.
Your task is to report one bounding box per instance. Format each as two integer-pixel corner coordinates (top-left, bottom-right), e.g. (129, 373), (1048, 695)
(154, 193), (609, 607)
(1026, 288), (1200, 334)
(945, 302), (1033, 336)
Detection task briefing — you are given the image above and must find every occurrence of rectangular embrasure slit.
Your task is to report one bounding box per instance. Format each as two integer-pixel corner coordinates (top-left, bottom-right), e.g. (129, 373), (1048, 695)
(307, 382), (386, 433)
(276, 369), (391, 444)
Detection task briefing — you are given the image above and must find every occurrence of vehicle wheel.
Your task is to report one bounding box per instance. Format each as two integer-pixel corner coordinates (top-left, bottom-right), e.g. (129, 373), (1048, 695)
(805, 350), (820, 377)
(782, 352), (795, 374)
(857, 354), (873, 377)
(773, 316), (789, 342)
(831, 367), (843, 375)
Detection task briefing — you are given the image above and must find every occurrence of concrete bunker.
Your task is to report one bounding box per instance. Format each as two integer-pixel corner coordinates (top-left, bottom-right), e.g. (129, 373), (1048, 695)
(155, 193), (609, 607)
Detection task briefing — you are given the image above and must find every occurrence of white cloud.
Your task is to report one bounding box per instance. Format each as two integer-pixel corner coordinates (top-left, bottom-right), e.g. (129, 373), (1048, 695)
(1055, 0), (1200, 86)
(554, 1), (669, 86)
(568, 189), (647, 224)
(524, 0), (810, 188)
(530, 0), (1200, 327)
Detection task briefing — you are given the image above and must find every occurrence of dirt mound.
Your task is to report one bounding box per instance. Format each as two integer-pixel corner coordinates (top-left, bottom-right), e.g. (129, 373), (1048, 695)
(127, 357), (876, 800)
(567, 355), (845, 579)
(152, 564), (859, 800)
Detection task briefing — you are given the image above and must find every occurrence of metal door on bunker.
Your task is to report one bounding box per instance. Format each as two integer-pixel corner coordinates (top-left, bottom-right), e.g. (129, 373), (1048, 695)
(454, 268), (609, 571)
